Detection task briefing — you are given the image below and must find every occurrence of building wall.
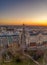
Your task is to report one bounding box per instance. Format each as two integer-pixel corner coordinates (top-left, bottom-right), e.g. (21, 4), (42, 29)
(27, 33), (47, 46)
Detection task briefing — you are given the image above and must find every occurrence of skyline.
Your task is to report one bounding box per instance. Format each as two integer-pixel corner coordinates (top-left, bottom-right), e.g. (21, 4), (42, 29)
(0, 0), (47, 26)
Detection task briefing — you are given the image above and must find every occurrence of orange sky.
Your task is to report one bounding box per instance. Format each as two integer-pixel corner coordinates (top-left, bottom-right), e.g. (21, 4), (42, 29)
(0, 0), (47, 26)
(0, 18), (47, 26)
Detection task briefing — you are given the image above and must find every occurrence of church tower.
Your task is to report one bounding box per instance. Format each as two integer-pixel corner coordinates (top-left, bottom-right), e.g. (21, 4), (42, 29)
(21, 24), (26, 50)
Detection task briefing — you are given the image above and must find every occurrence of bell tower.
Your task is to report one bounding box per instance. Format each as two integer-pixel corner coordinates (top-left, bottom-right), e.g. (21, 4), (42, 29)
(21, 24), (26, 50)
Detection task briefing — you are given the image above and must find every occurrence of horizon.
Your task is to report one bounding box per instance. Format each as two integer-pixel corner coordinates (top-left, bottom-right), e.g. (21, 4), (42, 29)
(0, 0), (47, 26)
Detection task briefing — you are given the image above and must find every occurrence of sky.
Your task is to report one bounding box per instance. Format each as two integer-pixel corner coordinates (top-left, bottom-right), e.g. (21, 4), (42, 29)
(0, 0), (47, 25)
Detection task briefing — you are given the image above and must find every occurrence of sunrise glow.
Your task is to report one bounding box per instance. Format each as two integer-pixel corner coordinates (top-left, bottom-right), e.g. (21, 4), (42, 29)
(0, 0), (47, 26)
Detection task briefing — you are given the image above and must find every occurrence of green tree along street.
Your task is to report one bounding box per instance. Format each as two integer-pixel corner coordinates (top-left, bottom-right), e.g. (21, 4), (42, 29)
(0, 53), (44, 65)
(1, 59), (36, 65)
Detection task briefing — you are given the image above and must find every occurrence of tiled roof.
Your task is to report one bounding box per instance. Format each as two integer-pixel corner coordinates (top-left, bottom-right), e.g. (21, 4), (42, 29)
(40, 32), (47, 35)
(0, 34), (19, 37)
(29, 31), (47, 36)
